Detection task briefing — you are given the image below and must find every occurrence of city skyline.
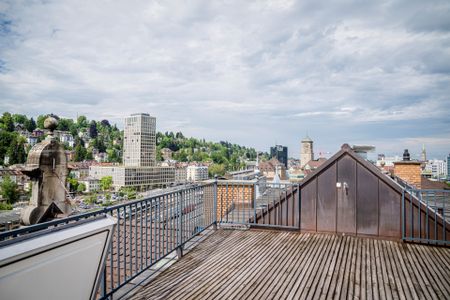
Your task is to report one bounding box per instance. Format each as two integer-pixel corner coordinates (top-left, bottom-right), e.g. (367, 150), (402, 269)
(1, 1), (449, 159)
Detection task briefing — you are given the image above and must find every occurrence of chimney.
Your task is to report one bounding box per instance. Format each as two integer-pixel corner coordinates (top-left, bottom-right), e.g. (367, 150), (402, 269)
(394, 149), (421, 189)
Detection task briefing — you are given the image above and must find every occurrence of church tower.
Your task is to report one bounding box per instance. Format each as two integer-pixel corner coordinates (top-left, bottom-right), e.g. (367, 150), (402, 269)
(300, 136), (314, 168)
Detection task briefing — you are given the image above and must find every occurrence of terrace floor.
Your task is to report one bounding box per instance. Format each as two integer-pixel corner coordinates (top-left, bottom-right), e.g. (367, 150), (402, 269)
(129, 229), (450, 300)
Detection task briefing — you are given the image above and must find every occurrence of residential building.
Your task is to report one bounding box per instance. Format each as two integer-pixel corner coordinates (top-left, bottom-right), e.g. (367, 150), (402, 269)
(187, 165), (208, 182)
(424, 159), (447, 179)
(175, 167), (187, 183)
(270, 145), (288, 168)
(78, 177), (100, 193)
(259, 158), (287, 180)
(161, 148), (173, 161)
(300, 136), (314, 168)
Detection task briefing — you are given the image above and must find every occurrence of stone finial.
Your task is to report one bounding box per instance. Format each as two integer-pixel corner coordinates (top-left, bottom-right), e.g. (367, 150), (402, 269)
(44, 116), (58, 135)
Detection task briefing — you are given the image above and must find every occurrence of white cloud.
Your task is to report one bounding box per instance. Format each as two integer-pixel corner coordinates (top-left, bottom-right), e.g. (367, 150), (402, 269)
(0, 0), (449, 157)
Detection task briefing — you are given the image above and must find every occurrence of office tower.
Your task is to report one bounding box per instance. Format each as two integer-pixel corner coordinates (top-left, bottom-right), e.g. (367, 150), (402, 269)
(270, 145), (288, 168)
(123, 113), (156, 167)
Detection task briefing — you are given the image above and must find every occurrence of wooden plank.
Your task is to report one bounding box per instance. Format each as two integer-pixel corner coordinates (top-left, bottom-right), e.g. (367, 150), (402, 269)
(325, 235), (348, 299)
(345, 236), (358, 300)
(303, 235), (340, 299)
(283, 235), (328, 299)
(317, 234), (345, 300)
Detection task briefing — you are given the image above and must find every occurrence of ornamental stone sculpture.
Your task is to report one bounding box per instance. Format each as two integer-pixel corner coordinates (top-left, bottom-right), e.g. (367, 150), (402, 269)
(20, 116), (72, 225)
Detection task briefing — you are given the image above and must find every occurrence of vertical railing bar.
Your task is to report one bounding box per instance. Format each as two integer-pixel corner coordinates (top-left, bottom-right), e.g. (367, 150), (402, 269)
(128, 205), (133, 277)
(443, 193), (446, 242)
(117, 207), (121, 287)
(225, 183), (228, 223)
(253, 182), (257, 225)
(426, 192), (429, 240)
(109, 210), (114, 294)
(150, 198), (153, 263)
(124, 206), (127, 280)
(169, 193), (173, 252)
(140, 202), (143, 271)
(401, 189), (405, 241)
(157, 196), (160, 260)
(165, 193), (169, 255)
(241, 183), (244, 224)
(419, 192), (422, 240)
(410, 188), (413, 240)
(145, 200), (148, 268)
(163, 194), (167, 256)
(433, 193), (438, 240)
(134, 203), (138, 273)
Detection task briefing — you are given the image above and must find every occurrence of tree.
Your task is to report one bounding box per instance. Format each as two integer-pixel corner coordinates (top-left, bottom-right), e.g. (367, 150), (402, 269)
(6, 135), (27, 165)
(0, 175), (19, 204)
(100, 176), (113, 191)
(77, 115), (88, 128)
(74, 143), (87, 162)
(101, 119), (111, 128)
(12, 114), (27, 124)
(208, 164), (225, 178)
(1, 112), (14, 132)
(77, 183), (86, 193)
(57, 118), (74, 131)
(89, 120), (98, 138)
(36, 114), (47, 129)
(24, 117), (36, 132)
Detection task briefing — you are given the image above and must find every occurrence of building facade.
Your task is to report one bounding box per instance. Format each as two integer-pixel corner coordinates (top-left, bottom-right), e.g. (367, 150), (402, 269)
(300, 136), (314, 168)
(270, 145), (288, 168)
(186, 165), (208, 182)
(123, 113), (156, 167)
(89, 113), (175, 190)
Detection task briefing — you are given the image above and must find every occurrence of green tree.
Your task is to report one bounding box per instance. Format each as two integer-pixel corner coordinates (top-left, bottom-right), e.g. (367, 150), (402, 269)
(1, 112), (14, 132)
(36, 114), (47, 129)
(77, 183), (86, 193)
(7, 135), (27, 165)
(74, 143), (87, 162)
(100, 176), (113, 191)
(0, 175), (19, 204)
(89, 120), (98, 138)
(24, 117), (36, 132)
(208, 164), (226, 177)
(57, 118), (74, 131)
(12, 114), (27, 124)
(77, 115), (88, 128)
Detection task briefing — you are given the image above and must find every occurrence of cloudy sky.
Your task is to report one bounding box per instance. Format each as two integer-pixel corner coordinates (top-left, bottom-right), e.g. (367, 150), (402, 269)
(1, 0), (449, 159)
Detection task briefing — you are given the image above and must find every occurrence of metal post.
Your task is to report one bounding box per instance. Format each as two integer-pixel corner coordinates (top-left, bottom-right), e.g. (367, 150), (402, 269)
(176, 190), (184, 258)
(401, 188), (405, 241)
(213, 176), (218, 230)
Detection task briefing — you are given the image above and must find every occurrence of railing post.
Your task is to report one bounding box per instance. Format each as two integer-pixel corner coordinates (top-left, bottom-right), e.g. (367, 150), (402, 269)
(401, 188), (405, 241)
(177, 189), (184, 258)
(213, 176), (218, 230)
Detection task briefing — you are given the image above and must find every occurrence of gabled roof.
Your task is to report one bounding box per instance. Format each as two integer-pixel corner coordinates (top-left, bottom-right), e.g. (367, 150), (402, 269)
(300, 143), (404, 194)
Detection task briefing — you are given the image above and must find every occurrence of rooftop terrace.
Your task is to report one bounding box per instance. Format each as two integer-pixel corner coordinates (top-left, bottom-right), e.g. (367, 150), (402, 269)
(1, 145), (449, 299)
(129, 229), (450, 300)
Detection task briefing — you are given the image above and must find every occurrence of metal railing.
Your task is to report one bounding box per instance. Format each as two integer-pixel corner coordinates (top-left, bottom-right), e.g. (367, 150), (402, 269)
(217, 180), (300, 229)
(0, 182), (217, 300)
(402, 188), (450, 245)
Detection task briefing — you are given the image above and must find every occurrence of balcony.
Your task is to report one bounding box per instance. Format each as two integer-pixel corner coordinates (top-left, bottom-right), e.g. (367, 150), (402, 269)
(1, 146), (449, 299)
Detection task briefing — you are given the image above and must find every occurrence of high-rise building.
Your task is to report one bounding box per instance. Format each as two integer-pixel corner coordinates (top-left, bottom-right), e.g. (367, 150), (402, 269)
(447, 154), (450, 180)
(300, 136), (314, 168)
(89, 113), (174, 190)
(123, 113), (156, 167)
(270, 145), (288, 168)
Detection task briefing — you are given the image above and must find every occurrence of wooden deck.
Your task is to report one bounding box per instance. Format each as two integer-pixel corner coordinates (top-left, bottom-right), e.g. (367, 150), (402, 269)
(129, 229), (450, 300)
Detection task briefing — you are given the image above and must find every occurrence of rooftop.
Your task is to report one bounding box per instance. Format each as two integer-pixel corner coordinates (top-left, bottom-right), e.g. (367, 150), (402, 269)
(129, 229), (450, 299)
